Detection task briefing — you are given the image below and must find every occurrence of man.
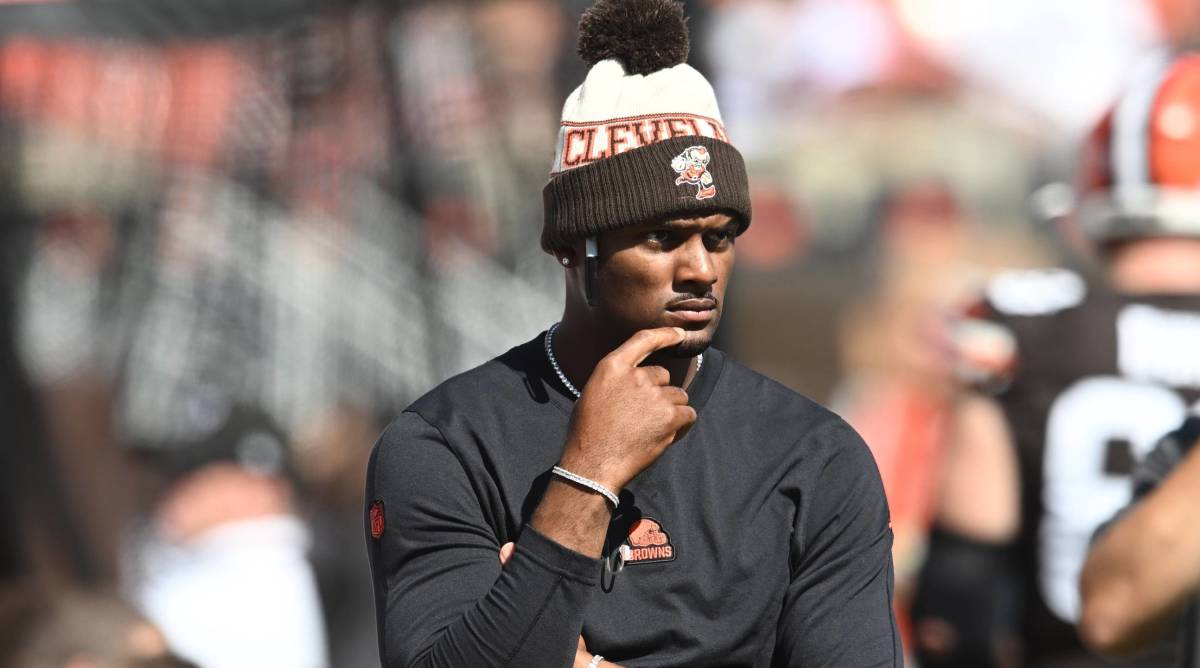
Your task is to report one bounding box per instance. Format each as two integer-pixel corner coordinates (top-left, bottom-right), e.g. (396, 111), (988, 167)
(364, 1), (900, 666)
(912, 54), (1200, 667)
(1079, 414), (1200, 665)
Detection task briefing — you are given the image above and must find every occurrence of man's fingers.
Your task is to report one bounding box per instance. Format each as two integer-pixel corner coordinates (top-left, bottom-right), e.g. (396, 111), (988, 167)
(611, 327), (686, 367)
(499, 542), (515, 567)
(672, 406), (698, 441)
(640, 365), (670, 386)
(661, 386), (689, 405)
(672, 405), (697, 429)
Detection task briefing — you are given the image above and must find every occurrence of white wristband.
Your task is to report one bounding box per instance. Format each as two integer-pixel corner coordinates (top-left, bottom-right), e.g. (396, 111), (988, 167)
(551, 466), (619, 508)
(587, 655), (604, 668)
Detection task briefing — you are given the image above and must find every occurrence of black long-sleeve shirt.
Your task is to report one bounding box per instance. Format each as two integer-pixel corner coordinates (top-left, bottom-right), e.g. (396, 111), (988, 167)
(365, 334), (901, 667)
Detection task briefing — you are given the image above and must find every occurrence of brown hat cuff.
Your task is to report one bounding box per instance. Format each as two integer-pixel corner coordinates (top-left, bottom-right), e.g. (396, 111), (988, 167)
(541, 136), (752, 252)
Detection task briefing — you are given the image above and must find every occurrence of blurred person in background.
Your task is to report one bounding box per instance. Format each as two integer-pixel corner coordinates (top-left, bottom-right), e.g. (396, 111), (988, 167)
(124, 404), (328, 668)
(10, 589), (196, 668)
(832, 181), (1047, 654)
(1080, 412), (1200, 664)
(913, 54), (1200, 667)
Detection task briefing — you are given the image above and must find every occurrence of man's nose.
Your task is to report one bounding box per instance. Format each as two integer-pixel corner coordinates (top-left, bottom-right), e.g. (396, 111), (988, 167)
(675, 236), (717, 288)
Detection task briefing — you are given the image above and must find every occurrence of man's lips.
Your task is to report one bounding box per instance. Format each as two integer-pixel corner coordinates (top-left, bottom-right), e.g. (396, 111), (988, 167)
(666, 298), (718, 323)
(668, 298), (717, 311)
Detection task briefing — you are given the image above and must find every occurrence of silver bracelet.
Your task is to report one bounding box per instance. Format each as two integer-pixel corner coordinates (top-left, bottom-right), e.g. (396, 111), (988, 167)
(551, 466), (619, 508)
(587, 654), (604, 668)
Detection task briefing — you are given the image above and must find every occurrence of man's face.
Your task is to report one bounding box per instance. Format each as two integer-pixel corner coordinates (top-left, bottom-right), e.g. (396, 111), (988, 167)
(594, 213), (738, 356)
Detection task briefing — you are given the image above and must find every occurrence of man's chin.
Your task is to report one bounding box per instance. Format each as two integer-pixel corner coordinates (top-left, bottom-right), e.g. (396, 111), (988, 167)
(657, 315), (718, 357)
(670, 331), (713, 358)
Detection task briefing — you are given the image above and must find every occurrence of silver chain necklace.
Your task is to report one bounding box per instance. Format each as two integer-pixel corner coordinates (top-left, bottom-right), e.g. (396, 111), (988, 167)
(544, 322), (701, 400)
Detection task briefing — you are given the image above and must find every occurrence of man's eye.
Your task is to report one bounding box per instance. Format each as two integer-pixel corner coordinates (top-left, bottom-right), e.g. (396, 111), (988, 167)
(707, 229), (734, 245)
(646, 230), (671, 244)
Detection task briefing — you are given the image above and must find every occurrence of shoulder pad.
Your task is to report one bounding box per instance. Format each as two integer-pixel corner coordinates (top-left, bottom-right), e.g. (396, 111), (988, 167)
(985, 268), (1087, 317)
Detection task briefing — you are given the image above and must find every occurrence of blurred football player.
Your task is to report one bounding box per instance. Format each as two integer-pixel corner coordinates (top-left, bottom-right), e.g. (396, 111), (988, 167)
(913, 54), (1200, 667)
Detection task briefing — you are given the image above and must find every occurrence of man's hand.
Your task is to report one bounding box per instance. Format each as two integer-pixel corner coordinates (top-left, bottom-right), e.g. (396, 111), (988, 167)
(532, 327), (696, 557)
(559, 327), (697, 492)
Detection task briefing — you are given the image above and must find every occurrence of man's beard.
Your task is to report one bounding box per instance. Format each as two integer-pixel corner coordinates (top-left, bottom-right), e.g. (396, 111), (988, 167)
(669, 340), (710, 357)
(668, 319), (717, 357)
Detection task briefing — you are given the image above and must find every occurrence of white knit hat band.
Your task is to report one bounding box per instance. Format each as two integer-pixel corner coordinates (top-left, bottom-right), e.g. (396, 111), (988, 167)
(549, 59), (729, 174)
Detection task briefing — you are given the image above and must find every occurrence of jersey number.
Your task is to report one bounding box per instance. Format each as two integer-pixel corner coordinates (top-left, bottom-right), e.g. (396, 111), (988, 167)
(1040, 376), (1186, 622)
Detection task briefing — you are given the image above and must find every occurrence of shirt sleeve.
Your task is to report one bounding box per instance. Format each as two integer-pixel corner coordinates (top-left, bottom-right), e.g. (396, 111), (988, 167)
(365, 411), (600, 668)
(773, 418), (903, 667)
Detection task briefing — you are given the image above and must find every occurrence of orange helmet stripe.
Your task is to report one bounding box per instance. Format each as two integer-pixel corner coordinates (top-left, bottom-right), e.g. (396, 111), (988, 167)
(1148, 54), (1200, 188)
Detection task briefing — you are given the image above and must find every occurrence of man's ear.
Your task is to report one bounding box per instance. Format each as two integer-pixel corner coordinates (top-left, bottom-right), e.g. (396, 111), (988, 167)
(554, 246), (579, 268)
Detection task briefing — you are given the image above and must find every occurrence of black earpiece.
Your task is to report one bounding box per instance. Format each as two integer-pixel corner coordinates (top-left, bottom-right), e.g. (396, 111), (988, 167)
(584, 236), (599, 307)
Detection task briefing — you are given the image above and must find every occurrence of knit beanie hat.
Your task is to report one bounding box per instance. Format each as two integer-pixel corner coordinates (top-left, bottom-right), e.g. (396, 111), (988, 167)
(540, 0), (752, 252)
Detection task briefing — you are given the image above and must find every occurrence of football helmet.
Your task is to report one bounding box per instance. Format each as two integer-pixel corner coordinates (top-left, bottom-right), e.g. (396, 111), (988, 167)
(1076, 53), (1200, 241)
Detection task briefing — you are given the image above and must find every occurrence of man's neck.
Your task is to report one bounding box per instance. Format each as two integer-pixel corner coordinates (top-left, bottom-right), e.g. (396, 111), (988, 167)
(552, 315), (697, 392)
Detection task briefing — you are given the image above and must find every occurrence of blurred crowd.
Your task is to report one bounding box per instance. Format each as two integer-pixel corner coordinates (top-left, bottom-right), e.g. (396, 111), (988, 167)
(1, 0), (1199, 666)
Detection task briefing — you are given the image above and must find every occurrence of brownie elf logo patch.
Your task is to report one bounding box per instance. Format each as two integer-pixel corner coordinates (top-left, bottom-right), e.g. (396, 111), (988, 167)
(369, 500), (385, 539)
(670, 145), (716, 200)
(623, 517), (675, 565)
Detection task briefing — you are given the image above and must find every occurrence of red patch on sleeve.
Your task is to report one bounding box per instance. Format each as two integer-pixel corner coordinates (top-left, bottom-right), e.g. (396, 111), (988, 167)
(369, 500), (385, 539)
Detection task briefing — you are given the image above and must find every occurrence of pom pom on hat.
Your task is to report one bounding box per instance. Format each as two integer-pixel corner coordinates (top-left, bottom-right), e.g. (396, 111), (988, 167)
(578, 0), (689, 75)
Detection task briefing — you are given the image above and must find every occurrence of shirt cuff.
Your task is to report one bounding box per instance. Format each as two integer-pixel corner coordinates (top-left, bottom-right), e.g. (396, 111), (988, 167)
(516, 525), (601, 585)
